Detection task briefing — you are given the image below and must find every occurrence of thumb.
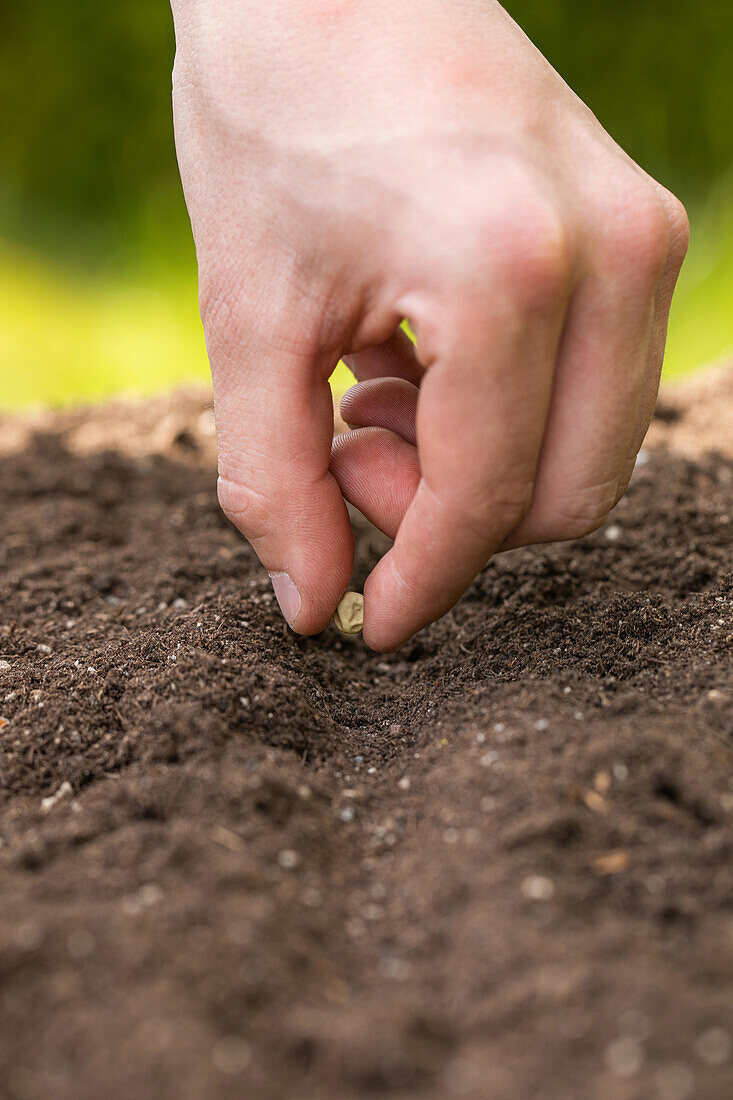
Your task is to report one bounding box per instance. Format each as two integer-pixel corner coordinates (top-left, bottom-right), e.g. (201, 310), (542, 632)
(208, 301), (354, 635)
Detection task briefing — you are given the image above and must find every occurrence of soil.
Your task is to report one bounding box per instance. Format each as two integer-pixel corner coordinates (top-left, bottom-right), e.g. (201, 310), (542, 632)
(1, 366), (732, 1100)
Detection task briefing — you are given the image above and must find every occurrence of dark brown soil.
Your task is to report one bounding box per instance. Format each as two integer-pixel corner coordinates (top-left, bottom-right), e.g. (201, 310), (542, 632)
(1, 370), (732, 1100)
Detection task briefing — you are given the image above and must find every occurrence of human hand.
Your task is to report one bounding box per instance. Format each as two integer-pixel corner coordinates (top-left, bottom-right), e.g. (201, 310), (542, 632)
(171, 0), (688, 650)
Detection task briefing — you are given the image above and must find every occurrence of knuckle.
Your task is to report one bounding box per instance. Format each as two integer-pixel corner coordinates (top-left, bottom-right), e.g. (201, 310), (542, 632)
(659, 188), (691, 271)
(538, 477), (619, 542)
(217, 473), (272, 542)
(484, 199), (572, 311)
(444, 168), (572, 314)
(516, 204), (573, 301)
(613, 459), (637, 507)
(602, 185), (671, 281)
(442, 480), (535, 543)
(489, 484), (536, 531)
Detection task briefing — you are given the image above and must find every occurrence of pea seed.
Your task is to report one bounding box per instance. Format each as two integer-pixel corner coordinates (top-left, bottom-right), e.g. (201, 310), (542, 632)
(334, 592), (364, 635)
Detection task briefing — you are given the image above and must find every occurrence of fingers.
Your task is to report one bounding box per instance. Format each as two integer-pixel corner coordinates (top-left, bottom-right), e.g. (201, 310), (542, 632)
(340, 378), (419, 445)
(343, 327), (424, 386)
(503, 192), (679, 550)
(331, 426), (420, 539)
(336, 186), (687, 654)
(629, 189), (690, 459)
(362, 218), (571, 650)
(207, 295), (354, 635)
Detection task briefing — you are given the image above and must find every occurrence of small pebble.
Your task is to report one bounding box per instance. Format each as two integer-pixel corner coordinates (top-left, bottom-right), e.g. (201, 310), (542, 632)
(16, 922), (44, 951)
(605, 1036), (643, 1078)
(397, 777), (410, 791)
(378, 956), (409, 980)
(0, 660), (11, 672)
(41, 781), (73, 813)
(361, 903), (385, 922)
(521, 875), (555, 901)
(122, 882), (163, 915)
(277, 849), (299, 870)
(212, 1036), (252, 1075)
(605, 524), (622, 542)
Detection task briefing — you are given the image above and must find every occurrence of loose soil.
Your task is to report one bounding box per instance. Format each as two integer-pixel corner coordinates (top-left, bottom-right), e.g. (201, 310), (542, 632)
(1, 367), (732, 1100)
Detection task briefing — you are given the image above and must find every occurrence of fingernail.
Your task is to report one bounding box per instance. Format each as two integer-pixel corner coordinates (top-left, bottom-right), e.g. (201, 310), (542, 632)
(268, 572), (301, 628)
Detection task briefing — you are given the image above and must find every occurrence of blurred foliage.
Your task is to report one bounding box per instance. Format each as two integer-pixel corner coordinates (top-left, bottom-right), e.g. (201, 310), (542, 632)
(0, 1), (181, 261)
(0, 1), (732, 407)
(507, 0), (733, 200)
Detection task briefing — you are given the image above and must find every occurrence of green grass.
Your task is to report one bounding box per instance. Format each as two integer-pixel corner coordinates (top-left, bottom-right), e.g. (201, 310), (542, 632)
(1, 187), (731, 410)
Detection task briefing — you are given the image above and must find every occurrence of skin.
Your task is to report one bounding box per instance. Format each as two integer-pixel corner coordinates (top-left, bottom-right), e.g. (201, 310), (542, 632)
(170, 0), (689, 652)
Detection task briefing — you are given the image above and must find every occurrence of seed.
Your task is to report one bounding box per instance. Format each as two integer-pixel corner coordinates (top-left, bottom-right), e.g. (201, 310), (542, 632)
(334, 591), (364, 635)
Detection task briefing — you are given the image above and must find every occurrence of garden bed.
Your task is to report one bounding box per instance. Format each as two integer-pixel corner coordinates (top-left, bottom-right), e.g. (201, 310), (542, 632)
(1, 368), (732, 1100)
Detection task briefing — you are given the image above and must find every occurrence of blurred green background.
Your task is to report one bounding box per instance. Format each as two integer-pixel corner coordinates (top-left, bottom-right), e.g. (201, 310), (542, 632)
(1, 1), (731, 409)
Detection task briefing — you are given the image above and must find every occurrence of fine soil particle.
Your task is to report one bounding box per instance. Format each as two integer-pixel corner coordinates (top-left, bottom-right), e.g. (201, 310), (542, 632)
(1, 371), (732, 1100)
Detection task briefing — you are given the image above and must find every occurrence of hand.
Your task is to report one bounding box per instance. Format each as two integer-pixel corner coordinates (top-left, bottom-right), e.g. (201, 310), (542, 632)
(171, 0), (688, 651)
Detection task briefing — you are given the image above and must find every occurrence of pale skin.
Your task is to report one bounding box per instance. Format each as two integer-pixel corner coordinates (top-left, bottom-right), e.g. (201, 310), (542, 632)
(170, 0), (689, 651)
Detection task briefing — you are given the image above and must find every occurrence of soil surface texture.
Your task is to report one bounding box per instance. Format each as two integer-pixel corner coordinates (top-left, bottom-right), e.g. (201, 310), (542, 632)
(1, 367), (732, 1100)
